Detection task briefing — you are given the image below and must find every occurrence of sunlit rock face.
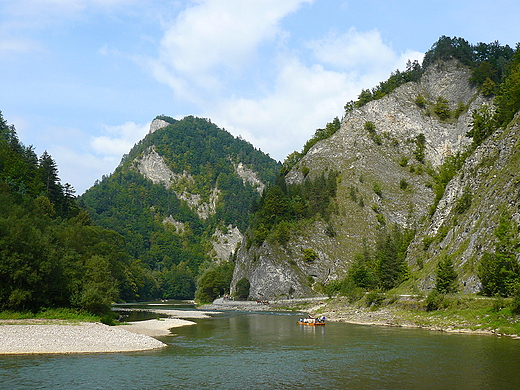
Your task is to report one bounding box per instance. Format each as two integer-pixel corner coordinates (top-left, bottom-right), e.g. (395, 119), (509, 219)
(232, 59), (504, 299)
(149, 118), (169, 134)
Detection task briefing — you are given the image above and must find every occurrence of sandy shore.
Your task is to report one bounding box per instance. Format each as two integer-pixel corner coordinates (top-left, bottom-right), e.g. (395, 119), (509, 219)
(121, 318), (196, 337)
(0, 322), (168, 355)
(0, 308), (210, 355)
(113, 307), (216, 319)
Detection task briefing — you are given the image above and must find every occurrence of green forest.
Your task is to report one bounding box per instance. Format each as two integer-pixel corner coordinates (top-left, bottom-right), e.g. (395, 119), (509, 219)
(0, 112), (141, 315)
(0, 113), (280, 312)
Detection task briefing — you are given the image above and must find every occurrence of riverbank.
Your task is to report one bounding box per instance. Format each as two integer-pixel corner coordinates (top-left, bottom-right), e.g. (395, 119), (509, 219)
(202, 295), (520, 339)
(116, 308), (217, 337)
(308, 295), (520, 338)
(0, 320), (167, 355)
(201, 297), (326, 311)
(0, 307), (215, 355)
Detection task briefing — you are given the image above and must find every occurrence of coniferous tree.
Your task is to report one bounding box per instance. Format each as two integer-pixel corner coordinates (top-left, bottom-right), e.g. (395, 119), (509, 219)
(435, 257), (459, 294)
(479, 215), (520, 297)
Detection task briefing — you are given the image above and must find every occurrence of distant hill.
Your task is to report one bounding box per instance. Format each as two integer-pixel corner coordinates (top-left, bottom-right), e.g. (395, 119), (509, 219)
(8, 36), (517, 309)
(80, 115), (280, 301)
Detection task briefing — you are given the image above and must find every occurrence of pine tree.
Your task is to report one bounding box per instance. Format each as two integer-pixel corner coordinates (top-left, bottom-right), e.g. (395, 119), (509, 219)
(435, 257), (458, 294)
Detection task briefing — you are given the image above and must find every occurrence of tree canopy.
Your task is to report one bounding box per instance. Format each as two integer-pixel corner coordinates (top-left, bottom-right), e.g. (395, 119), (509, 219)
(0, 112), (138, 313)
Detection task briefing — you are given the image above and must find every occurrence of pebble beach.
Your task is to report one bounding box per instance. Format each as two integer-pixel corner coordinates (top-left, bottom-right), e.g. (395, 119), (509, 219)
(0, 318), (196, 355)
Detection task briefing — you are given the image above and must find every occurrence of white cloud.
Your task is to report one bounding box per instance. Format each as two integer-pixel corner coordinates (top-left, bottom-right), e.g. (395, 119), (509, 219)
(49, 145), (120, 194)
(147, 8), (425, 162)
(201, 29), (422, 160)
(91, 121), (150, 157)
(47, 120), (150, 194)
(207, 56), (358, 161)
(204, 32), (424, 162)
(308, 28), (397, 71)
(149, 0), (312, 99)
(396, 50), (425, 70)
(0, 37), (43, 56)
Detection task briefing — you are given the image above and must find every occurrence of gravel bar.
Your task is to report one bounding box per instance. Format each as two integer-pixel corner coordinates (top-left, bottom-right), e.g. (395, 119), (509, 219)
(0, 322), (167, 355)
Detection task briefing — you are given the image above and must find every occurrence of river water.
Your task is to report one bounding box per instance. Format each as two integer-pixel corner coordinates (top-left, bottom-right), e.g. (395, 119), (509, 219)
(1, 303), (520, 389)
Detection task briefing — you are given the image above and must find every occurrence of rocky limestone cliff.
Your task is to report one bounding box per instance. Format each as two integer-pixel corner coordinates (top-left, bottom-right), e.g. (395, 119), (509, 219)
(134, 136), (274, 261)
(234, 162), (266, 194)
(149, 118), (169, 134)
(210, 225), (244, 263)
(231, 60), (489, 299)
(136, 146), (219, 220)
(232, 220), (340, 299)
(162, 215), (186, 234)
(405, 112), (520, 293)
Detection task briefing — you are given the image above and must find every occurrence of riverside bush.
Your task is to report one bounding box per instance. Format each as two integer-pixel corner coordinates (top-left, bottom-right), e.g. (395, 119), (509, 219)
(365, 291), (385, 308)
(426, 290), (446, 311)
(511, 291), (520, 315)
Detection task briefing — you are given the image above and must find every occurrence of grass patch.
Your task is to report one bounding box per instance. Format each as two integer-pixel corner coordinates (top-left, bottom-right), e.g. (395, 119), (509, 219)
(0, 308), (100, 323)
(410, 296), (520, 334)
(322, 294), (520, 336)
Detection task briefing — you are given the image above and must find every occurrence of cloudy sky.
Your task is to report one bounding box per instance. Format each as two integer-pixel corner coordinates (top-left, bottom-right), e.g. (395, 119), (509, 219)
(1, 0), (519, 194)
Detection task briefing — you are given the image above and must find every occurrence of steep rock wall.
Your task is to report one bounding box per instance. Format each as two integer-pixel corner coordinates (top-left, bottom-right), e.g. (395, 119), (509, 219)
(232, 60), (485, 299)
(405, 113), (520, 293)
(136, 147), (219, 220)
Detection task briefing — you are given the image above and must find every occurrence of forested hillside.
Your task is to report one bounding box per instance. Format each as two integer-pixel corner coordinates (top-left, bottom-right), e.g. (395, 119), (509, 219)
(0, 113), (139, 314)
(80, 115), (280, 302)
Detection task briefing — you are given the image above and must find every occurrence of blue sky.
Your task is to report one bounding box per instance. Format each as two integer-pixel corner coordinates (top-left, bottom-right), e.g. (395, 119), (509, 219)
(1, 0), (519, 194)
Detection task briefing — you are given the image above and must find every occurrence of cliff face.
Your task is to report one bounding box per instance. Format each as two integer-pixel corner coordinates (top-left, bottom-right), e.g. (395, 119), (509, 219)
(405, 113), (520, 293)
(231, 60), (495, 299)
(137, 146), (219, 220)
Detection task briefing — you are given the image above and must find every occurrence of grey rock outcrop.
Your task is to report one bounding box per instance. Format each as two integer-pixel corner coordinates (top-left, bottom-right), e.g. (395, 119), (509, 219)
(149, 118), (169, 134)
(232, 60), (489, 299)
(211, 225), (243, 263)
(163, 216), (185, 234)
(136, 147), (219, 220)
(234, 162), (266, 194)
(405, 113), (520, 293)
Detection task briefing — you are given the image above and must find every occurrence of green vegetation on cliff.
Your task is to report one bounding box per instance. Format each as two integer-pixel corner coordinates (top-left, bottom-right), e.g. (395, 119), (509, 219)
(1, 112), (280, 311)
(240, 36), (520, 303)
(345, 36), (515, 112)
(281, 117), (341, 174)
(247, 170), (339, 247)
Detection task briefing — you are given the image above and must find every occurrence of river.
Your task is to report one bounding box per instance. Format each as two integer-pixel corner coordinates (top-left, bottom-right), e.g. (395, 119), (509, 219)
(1, 302), (519, 389)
